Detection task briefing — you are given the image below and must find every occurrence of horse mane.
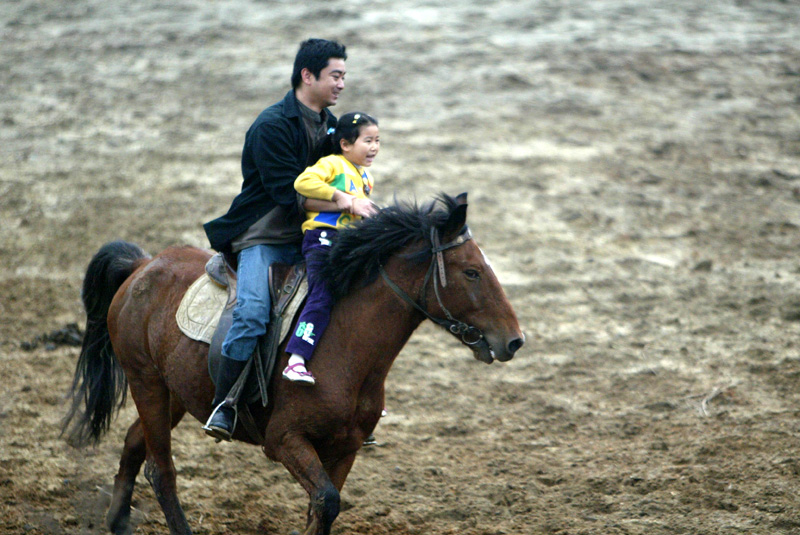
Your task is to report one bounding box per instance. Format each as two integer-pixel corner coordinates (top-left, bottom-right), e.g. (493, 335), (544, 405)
(318, 193), (463, 300)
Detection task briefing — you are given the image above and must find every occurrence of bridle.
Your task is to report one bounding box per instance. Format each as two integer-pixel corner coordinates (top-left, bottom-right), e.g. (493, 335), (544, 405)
(378, 226), (485, 346)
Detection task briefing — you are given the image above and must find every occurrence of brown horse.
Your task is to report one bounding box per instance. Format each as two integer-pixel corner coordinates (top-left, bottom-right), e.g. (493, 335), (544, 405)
(63, 193), (524, 535)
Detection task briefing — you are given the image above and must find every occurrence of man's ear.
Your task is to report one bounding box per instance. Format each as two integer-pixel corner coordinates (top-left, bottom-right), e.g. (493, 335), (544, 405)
(300, 67), (315, 85)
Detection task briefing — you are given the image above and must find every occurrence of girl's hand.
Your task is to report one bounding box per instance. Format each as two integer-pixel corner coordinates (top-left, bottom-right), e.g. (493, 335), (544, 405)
(351, 198), (378, 218)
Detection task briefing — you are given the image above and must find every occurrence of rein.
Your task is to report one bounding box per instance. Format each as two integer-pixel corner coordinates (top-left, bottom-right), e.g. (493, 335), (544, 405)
(379, 226), (485, 346)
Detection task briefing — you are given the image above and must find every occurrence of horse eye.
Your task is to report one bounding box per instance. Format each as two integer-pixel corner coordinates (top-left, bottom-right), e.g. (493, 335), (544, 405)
(464, 269), (481, 281)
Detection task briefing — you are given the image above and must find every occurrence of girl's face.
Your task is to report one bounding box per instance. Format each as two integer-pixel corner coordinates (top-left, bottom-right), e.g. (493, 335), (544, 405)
(341, 124), (380, 167)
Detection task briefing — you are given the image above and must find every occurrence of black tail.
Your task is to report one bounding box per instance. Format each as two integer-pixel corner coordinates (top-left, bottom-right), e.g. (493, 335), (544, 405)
(62, 241), (150, 447)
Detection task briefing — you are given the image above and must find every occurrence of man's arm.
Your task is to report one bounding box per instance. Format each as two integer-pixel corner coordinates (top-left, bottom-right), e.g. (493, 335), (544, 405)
(303, 195), (378, 218)
(251, 121), (305, 208)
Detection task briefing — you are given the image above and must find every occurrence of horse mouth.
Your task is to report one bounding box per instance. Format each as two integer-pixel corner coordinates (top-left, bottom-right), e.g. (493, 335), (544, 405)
(472, 339), (496, 364)
(472, 333), (522, 364)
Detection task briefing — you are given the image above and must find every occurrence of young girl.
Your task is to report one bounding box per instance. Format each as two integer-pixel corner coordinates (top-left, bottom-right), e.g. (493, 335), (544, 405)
(283, 112), (380, 384)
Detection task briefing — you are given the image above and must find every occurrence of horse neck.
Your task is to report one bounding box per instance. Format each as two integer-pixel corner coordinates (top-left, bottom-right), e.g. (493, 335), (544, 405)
(335, 257), (427, 382)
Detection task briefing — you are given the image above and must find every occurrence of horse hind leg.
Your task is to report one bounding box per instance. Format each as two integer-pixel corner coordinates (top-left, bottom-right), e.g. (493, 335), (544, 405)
(106, 418), (146, 535)
(144, 456), (191, 535)
(106, 396), (187, 534)
(127, 375), (191, 535)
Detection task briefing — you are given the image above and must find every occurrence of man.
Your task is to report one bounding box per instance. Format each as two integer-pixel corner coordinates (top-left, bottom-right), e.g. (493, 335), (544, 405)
(202, 39), (347, 441)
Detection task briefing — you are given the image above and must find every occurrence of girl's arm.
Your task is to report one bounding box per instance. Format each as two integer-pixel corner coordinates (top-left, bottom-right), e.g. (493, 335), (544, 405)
(294, 158), (377, 217)
(296, 158), (378, 216)
(295, 159), (340, 201)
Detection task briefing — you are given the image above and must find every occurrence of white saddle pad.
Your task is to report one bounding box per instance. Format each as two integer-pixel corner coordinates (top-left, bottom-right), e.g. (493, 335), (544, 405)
(176, 274), (227, 344)
(176, 272), (308, 345)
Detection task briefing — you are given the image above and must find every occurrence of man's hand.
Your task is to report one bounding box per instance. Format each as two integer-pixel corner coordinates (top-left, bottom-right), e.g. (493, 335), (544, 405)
(351, 198), (378, 218)
(311, 191), (378, 218)
(332, 190), (355, 213)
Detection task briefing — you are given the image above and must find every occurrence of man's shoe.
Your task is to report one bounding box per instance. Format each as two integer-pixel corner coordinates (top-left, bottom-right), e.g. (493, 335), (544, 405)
(202, 404), (237, 442)
(202, 355), (247, 441)
(282, 363), (316, 385)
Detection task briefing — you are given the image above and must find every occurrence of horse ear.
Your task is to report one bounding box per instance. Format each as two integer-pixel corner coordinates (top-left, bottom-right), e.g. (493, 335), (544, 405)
(441, 200), (468, 240)
(455, 192), (468, 205)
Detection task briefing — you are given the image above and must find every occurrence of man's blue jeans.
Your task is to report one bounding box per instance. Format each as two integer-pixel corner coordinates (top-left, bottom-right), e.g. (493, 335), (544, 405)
(222, 243), (303, 362)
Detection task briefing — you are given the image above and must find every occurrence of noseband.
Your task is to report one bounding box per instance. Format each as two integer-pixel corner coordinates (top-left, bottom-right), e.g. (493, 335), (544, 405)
(379, 226), (485, 346)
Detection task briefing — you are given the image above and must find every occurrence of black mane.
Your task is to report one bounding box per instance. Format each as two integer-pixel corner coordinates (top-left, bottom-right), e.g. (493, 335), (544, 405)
(318, 193), (463, 300)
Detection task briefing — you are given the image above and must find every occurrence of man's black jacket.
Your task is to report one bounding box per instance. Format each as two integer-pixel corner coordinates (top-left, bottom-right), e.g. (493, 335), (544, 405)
(204, 90), (337, 253)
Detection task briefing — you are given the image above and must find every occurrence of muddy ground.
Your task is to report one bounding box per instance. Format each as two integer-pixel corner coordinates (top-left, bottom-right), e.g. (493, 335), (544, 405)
(2, 0), (800, 533)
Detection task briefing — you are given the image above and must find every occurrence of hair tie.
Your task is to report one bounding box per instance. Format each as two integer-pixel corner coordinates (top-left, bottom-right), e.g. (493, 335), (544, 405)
(352, 114), (361, 124)
(327, 127), (336, 135)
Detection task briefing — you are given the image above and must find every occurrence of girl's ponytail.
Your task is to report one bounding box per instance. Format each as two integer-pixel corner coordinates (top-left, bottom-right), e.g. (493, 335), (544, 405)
(311, 127), (337, 162)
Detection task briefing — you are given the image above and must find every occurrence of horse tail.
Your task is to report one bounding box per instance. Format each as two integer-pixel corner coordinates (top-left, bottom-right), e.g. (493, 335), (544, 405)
(62, 240), (150, 447)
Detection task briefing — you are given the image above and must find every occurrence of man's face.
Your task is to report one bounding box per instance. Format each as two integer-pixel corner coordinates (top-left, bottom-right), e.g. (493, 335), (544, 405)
(306, 58), (346, 109)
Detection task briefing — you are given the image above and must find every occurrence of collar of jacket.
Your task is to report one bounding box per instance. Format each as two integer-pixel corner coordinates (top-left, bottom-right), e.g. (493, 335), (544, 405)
(281, 90), (302, 119)
(282, 90), (337, 128)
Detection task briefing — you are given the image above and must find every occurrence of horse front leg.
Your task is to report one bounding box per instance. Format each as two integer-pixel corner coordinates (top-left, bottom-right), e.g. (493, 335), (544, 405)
(326, 451), (357, 491)
(271, 436), (341, 535)
(107, 418), (147, 535)
(302, 451), (360, 534)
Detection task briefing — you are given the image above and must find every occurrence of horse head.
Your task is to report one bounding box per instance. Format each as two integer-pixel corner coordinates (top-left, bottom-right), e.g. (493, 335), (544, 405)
(424, 193), (525, 363)
(322, 192), (525, 364)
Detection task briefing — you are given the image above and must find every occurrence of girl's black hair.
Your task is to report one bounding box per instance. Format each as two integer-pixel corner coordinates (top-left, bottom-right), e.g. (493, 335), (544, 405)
(313, 112), (378, 161)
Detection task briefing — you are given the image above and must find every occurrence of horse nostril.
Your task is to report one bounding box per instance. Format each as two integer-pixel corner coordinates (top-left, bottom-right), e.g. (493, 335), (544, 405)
(507, 336), (525, 355)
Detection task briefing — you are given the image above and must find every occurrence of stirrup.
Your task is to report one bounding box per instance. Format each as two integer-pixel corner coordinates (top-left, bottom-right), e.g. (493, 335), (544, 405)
(202, 402), (238, 442)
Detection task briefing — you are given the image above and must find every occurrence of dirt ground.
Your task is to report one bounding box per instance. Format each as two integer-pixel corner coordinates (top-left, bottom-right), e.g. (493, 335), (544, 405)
(2, 0), (800, 533)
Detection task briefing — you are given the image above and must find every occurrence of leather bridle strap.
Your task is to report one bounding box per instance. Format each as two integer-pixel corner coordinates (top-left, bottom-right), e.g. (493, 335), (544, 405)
(379, 226), (485, 346)
(430, 226), (472, 287)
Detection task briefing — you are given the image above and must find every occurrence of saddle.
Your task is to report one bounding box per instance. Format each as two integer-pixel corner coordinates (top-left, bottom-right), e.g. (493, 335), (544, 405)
(177, 253), (307, 441)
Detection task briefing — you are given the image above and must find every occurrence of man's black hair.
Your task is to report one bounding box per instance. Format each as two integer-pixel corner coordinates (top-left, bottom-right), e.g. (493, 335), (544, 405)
(291, 39), (347, 89)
